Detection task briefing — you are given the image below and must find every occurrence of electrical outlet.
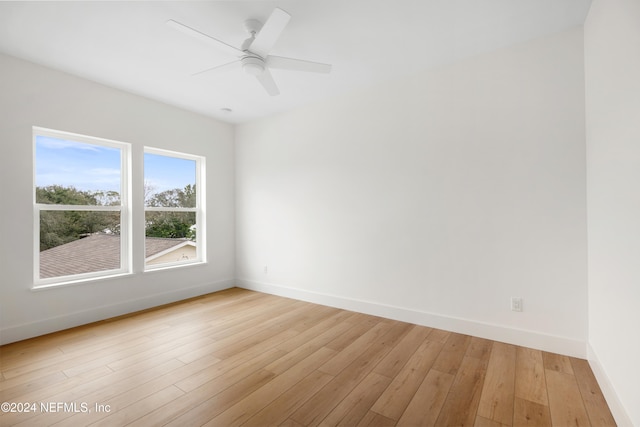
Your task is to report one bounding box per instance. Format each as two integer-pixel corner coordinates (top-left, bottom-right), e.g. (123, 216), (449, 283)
(511, 297), (523, 312)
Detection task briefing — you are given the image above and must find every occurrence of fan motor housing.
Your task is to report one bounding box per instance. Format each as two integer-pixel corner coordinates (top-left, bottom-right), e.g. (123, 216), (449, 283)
(242, 56), (265, 76)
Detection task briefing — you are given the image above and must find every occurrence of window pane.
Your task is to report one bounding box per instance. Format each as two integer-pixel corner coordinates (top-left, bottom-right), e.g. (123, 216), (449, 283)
(35, 135), (121, 205)
(144, 153), (196, 208)
(39, 211), (121, 279)
(145, 211), (197, 266)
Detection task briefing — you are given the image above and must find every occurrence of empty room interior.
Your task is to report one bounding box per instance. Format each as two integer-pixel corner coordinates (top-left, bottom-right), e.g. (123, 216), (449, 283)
(0, 0), (638, 426)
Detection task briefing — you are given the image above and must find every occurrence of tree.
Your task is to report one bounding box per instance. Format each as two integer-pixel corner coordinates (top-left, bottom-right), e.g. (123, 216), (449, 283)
(93, 190), (120, 206)
(145, 184), (196, 208)
(36, 185), (98, 205)
(37, 184), (198, 251)
(145, 184), (197, 240)
(37, 185), (120, 251)
(145, 212), (195, 239)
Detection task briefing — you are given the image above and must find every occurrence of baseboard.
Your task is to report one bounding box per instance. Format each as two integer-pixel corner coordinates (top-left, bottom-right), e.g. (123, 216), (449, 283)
(237, 278), (587, 358)
(588, 343), (634, 427)
(0, 278), (234, 345)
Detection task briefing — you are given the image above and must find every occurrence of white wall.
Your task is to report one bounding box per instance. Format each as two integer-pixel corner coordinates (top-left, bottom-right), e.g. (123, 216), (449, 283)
(236, 28), (588, 356)
(585, 0), (640, 425)
(0, 53), (235, 344)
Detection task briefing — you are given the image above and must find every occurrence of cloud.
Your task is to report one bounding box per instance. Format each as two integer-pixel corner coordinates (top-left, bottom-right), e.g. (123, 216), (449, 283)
(89, 168), (120, 177)
(36, 136), (102, 152)
(36, 136), (122, 192)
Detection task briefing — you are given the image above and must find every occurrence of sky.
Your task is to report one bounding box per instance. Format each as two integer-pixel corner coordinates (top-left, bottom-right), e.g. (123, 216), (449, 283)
(36, 135), (196, 196)
(144, 152), (196, 195)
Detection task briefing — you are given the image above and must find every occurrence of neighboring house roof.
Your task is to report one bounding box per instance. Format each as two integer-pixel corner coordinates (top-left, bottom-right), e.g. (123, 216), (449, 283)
(39, 234), (194, 279)
(145, 240), (195, 263)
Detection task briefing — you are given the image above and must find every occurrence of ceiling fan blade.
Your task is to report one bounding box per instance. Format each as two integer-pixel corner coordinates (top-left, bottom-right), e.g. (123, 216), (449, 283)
(166, 19), (242, 57)
(256, 68), (280, 96)
(191, 60), (241, 76)
(248, 8), (291, 57)
(267, 56), (332, 74)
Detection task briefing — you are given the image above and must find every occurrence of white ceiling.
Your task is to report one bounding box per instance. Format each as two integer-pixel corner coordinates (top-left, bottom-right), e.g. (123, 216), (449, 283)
(0, 1), (592, 124)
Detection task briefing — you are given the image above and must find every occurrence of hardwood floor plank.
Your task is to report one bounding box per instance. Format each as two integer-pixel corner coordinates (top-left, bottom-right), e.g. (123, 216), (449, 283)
(0, 370), (68, 401)
(177, 323), (294, 368)
(280, 418), (306, 427)
(0, 365), (110, 399)
(2, 335), (155, 380)
(129, 368), (277, 426)
(288, 303), (340, 334)
(209, 303), (311, 359)
(373, 324), (433, 378)
(199, 296), (301, 338)
(242, 370), (334, 427)
(0, 366), (114, 426)
(103, 331), (222, 373)
(466, 337), (493, 361)
(0, 329), (93, 364)
(318, 371), (391, 427)
(275, 310), (356, 354)
(213, 305), (307, 359)
(477, 342), (516, 425)
(266, 314), (357, 375)
(426, 328), (451, 344)
(2, 293), (237, 372)
(545, 369), (591, 426)
(323, 315), (379, 352)
(14, 358), (186, 426)
(0, 288), (615, 427)
(84, 384), (184, 427)
(543, 351), (574, 375)
(357, 410), (397, 426)
(319, 321), (394, 376)
(515, 346), (548, 406)
(370, 339), (444, 420)
(289, 322), (410, 426)
(175, 347), (286, 393)
(58, 322), (171, 358)
(570, 357), (616, 426)
(396, 369), (455, 426)
(205, 347), (338, 427)
(434, 354), (489, 426)
(61, 356), (224, 426)
(513, 397), (552, 427)
(475, 415), (508, 427)
(431, 332), (472, 375)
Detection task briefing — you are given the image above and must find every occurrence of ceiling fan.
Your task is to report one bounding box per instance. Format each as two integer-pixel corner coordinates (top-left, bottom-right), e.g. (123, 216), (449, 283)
(167, 8), (332, 96)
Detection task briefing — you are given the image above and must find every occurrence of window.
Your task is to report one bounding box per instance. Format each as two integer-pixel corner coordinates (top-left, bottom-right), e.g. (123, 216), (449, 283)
(33, 128), (206, 287)
(34, 127), (131, 286)
(144, 148), (205, 269)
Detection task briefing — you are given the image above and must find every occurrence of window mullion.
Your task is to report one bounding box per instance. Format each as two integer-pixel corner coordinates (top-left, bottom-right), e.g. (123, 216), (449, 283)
(36, 204), (122, 212)
(144, 207), (197, 212)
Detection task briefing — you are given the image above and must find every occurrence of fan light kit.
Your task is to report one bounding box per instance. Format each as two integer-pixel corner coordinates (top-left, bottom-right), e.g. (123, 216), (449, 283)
(242, 57), (265, 76)
(167, 8), (332, 96)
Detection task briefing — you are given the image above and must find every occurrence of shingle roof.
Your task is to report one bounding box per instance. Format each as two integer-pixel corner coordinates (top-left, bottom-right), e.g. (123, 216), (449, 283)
(39, 234), (191, 279)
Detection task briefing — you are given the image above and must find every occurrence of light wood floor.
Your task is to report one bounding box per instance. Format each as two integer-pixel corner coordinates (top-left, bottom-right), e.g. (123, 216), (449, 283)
(0, 288), (615, 426)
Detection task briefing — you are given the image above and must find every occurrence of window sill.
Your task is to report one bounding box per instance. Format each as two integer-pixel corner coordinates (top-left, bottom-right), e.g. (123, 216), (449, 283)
(31, 272), (134, 291)
(144, 260), (208, 274)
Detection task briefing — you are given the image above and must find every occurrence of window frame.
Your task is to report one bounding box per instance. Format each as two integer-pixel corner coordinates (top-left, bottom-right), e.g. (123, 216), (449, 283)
(143, 146), (206, 271)
(32, 127), (132, 289)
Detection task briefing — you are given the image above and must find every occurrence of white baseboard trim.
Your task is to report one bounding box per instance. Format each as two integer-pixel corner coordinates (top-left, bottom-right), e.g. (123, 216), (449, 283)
(587, 343), (634, 427)
(237, 278), (587, 358)
(0, 278), (234, 345)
